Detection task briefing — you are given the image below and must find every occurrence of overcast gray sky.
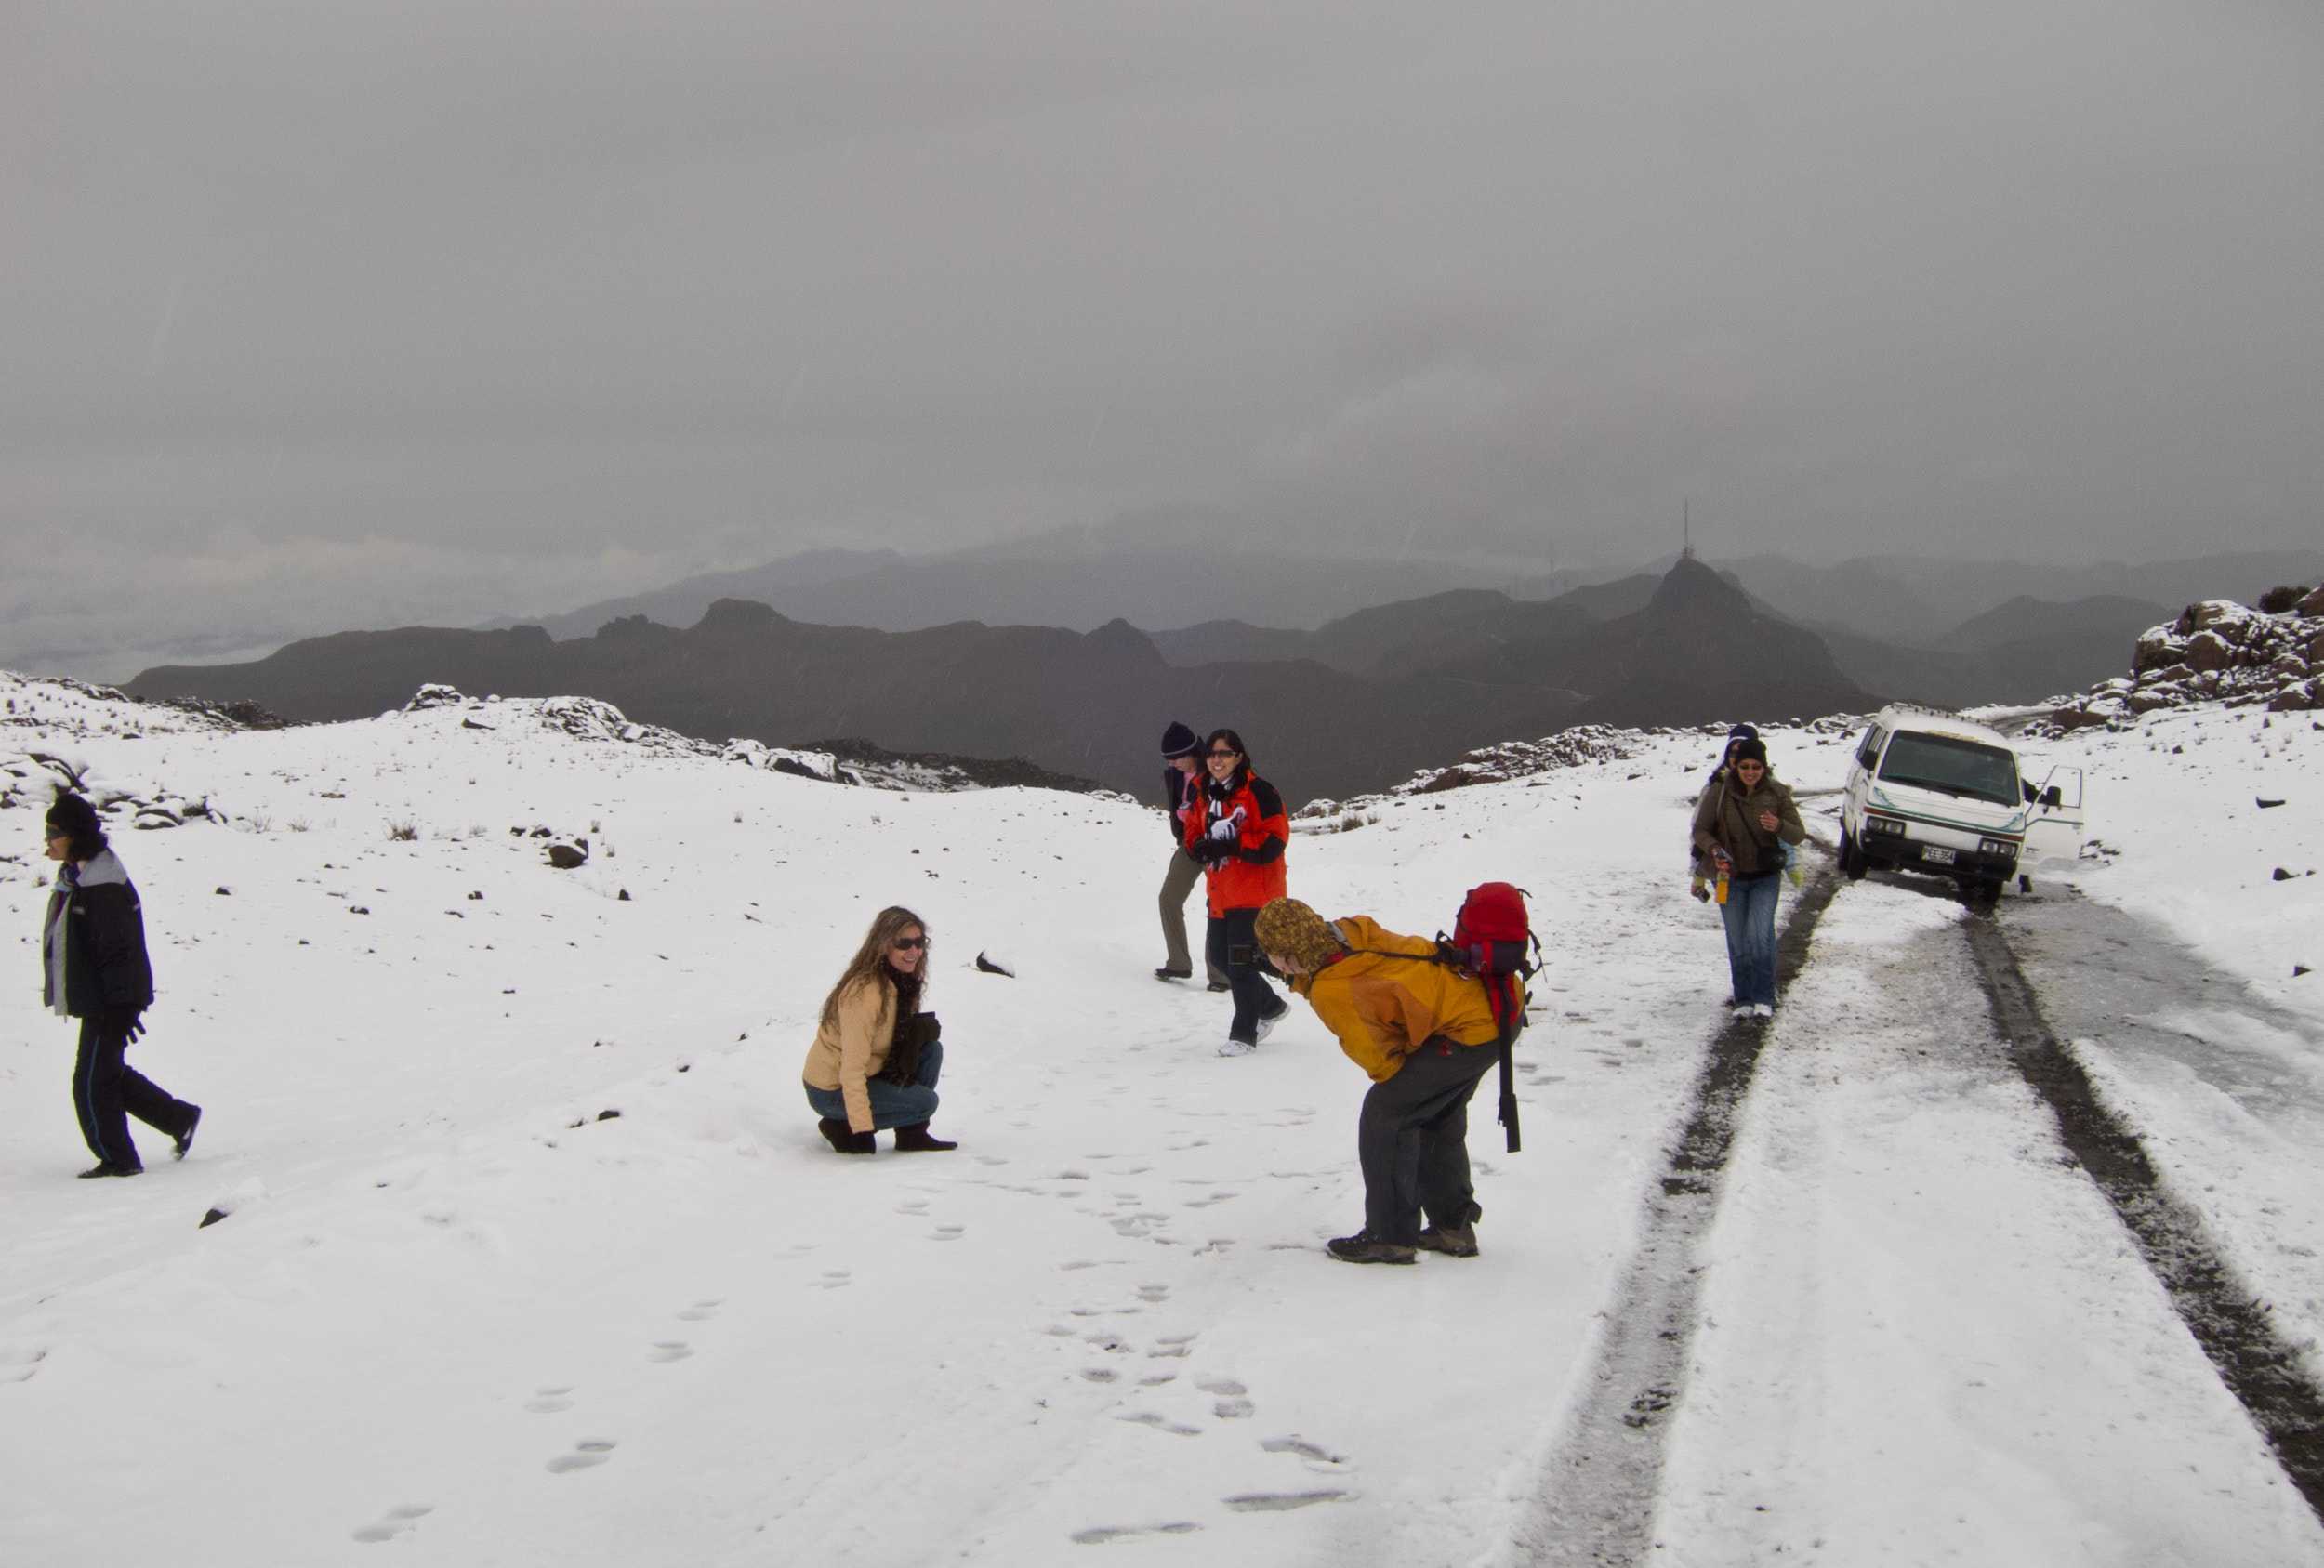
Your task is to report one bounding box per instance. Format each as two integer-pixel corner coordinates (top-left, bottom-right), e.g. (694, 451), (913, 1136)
(6, 0), (2321, 677)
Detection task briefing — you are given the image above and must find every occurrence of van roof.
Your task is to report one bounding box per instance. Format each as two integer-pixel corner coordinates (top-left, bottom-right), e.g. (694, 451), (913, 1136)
(1872, 703), (2013, 750)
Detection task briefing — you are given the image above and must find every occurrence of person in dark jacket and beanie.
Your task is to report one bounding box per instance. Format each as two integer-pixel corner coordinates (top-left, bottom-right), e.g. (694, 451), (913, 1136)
(1153, 722), (1230, 991)
(1183, 728), (1289, 1056)
(1690, 739), (1808, 1020)
(1256, 898), (1514, 1265)
(41, 792), (200, 1178)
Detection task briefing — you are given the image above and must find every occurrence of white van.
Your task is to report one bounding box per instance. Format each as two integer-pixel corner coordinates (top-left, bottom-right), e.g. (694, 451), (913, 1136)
(1839, 705), (2086, 900)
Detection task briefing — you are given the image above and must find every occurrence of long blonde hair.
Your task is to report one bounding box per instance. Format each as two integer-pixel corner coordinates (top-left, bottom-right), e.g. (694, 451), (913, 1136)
(817, 905), (931, 1034)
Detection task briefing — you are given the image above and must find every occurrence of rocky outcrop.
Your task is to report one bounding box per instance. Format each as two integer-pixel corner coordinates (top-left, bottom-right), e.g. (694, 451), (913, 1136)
(2047, 592), (2322, 731)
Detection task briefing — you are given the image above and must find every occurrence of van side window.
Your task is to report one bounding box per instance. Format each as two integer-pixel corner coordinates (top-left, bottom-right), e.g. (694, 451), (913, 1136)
(1855, 727), (1884, 770)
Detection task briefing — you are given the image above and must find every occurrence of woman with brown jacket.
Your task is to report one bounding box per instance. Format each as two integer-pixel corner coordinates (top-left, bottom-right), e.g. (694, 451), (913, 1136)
(1255, 897), (1514, 1266)
(1689, 738), (1809, 1020)
(801, 906), (957, 1154)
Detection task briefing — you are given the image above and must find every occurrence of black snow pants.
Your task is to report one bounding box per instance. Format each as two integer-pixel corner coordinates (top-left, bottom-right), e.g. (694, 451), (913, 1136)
(1358, 1037), (1496, 1246)
(73, 1015), (195, 1172)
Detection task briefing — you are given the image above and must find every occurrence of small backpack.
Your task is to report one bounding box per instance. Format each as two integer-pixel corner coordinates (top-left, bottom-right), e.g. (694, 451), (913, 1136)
(1438, 882), (1541, 1153)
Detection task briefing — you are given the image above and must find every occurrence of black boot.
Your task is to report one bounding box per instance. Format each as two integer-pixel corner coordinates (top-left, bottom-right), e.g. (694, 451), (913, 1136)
(1326, 1228), (1416, 1265)
(78, 1162), (141, 1179)
(817, 1117), (876, 1155)
(893, 1122), (957, 1153)
(174, 1105), (203, 1161)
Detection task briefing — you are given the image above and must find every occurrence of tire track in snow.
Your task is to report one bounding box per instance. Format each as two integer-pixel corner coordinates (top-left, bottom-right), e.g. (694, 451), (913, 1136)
(1511, 860), (1842, 1567)
(1965, 906), (2324, 1526)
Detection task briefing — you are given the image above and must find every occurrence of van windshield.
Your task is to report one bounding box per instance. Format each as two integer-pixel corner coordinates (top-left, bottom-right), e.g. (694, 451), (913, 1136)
(1877, 731), (2018, 806)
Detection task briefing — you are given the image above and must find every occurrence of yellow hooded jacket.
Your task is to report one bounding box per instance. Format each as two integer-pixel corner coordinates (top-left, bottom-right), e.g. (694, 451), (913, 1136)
(1289, 916), (1514, 1084)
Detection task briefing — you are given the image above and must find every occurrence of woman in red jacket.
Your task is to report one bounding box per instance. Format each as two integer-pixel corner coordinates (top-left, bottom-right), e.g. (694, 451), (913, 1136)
(1183, 728), (1290, 1056)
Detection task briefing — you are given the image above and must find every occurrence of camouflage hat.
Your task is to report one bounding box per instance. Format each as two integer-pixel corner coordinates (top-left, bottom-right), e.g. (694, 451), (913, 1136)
(1255, 898), (1346, 972)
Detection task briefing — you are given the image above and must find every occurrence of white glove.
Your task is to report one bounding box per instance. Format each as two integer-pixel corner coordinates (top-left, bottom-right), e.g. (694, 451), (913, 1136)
(1207, 810), (1244, 842)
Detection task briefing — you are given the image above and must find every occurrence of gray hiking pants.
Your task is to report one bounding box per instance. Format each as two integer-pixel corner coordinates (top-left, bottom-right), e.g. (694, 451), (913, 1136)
(1358, 1037), (1495, 1245)
(1159, 849), (1230, 984)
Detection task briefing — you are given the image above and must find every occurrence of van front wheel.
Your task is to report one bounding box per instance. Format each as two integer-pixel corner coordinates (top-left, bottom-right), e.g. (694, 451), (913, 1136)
(1839, 826), (1868, 880)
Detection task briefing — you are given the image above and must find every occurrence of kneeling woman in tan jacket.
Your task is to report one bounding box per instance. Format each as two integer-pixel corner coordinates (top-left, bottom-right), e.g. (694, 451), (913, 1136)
(802, 906), (957, 1154)
(1256, 897), (1515, 1266)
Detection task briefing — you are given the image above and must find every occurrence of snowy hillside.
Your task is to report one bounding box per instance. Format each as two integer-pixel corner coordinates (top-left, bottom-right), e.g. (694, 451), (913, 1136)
(3, 674), (2320, 1566)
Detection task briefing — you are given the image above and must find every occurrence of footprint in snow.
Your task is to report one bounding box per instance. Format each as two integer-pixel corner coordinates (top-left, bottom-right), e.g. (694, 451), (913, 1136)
(1079, 1367), (1120, 1383)
(351, 1504), (434, 1543)
(895, 1199), (930, 1216)
(930, 1224), (965, 1241)
(1136, 1284), (1170, 1302)
(973, 1154), (1008, 1167)
(1223, 1490), (1347, 1512)
(1116, 1411), (1203, 1437)
(1261, 1435), (1349, 1468)
(677, 1298), (722, 1322)
(547, 1438), (618, 1474)
(1069, 1523), (1201, 1545)
(813, 1270), (852, 1290)
(1, 1347), (48, 1385)
(525, 1385), (575, 1414)
(648, 1341), (693, 1363)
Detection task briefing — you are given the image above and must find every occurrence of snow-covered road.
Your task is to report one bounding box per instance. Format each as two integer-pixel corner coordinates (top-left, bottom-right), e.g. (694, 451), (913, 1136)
(4, 679), (2320, 1566)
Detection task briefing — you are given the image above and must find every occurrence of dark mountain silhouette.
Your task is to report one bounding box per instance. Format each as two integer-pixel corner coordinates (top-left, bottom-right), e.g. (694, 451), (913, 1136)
(128, 604), (1588, 801)
(1721, 549), (2324, 645)
(1157, 560), (1874, 721)
(1434, 555), (1878, 725)
(1933, 594), (2170, 653)
(513, 534), (1557, 643)
(505, 548), (904, 639)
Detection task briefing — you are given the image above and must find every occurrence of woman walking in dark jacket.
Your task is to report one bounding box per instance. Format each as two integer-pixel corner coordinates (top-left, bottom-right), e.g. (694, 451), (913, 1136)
(1182, 729), (1289, 1056)
(1689, 739), (1808, 1020)
(41, 792), (200, 1178)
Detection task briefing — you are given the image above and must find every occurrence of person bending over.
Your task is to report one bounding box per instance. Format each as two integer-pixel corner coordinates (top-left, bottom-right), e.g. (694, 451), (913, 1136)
(802, 905), (957, 1153)
(1256, 897), (1515, 1266)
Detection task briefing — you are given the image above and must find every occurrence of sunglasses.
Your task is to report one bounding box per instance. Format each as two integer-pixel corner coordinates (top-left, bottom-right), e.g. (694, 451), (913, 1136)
(891, 935), (929, 951)
(1207, 748), (1240, 758)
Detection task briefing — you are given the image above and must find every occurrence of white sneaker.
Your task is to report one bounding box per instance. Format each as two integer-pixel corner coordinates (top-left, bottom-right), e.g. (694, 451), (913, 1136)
(1254, 1009), (1287, 1043)
(1218, 1036), (1258, 1057)
(1732, 1005), (1756, 1021)
(1752, 1003), (1775, 1019)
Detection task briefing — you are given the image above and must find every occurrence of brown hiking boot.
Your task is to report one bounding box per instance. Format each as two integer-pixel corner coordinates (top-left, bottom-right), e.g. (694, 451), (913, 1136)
(1415, 1223), (1478, 1257)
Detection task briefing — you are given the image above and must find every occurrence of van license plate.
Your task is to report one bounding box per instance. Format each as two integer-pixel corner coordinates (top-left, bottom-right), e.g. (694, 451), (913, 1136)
(1922, 846), (1956, 865)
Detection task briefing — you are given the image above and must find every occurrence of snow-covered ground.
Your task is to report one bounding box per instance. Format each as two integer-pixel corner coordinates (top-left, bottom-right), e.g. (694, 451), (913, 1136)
(2, 679), (2319, 1566)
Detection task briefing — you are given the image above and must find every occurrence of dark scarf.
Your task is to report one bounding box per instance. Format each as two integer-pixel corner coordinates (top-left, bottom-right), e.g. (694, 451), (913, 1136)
(878, 964), (926, 1086)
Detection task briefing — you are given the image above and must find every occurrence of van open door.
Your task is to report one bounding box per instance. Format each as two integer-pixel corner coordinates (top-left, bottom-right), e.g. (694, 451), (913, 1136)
(2021, 765), (2086, 888)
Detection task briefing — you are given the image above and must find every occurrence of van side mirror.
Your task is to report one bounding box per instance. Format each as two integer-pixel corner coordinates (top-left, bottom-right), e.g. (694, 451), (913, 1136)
(2041, 786), (2063, 809)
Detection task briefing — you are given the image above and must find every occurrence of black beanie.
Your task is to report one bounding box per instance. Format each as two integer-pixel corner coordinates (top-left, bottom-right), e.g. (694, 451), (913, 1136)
(46, 791), (106, 854)
(1726, 723), (1759, 743)
(1159, 721), (1199, 759)
(1732, 738), (1768, 766)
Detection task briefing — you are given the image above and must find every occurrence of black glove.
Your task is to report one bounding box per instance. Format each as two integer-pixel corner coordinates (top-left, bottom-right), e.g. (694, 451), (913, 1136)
(1190, 837), (1235, 865)
(907, 1013), (942, 1048)
(103, 1007), (146, 1044)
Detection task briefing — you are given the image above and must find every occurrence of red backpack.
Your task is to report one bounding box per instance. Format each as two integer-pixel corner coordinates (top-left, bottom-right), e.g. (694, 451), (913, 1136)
(1439, 882), (1541, 1153)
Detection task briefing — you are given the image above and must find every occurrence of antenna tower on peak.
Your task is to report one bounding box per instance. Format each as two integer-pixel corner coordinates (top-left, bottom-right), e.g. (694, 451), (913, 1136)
(1681, 499), (1696, 562)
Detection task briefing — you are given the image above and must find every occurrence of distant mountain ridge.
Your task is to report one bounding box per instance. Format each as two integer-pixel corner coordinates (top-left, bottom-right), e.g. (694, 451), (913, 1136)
(126, 560), (1871, 800)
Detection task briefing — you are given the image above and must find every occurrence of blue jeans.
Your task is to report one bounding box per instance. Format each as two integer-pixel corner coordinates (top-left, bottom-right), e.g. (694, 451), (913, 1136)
(805, 1039), (944, 1131)
(1720, 872), (1782, 1006)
